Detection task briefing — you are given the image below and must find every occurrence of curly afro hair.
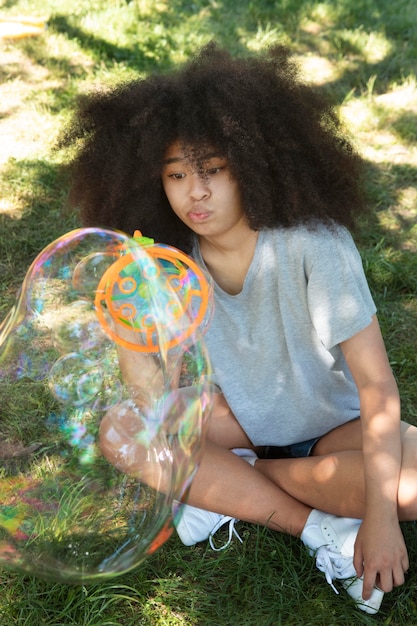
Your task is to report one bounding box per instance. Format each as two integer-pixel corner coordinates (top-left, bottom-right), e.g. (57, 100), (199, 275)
(60, 42), (368, 253)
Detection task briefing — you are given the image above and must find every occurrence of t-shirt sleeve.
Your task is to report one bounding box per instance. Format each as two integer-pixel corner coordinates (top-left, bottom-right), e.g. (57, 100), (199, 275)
(304, 226), (377, 349)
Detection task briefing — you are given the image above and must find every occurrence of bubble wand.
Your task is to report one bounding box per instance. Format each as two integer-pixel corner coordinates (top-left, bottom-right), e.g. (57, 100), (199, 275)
(94, 230), (211, 353)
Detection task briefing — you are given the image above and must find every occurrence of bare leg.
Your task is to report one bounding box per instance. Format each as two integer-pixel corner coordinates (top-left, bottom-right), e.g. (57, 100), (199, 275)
(205, 393), (258, 449)
(184, 398), (360, 534)
(312, 418), (417, 520)
(179, 405), (397, 613)
(185, 399), (362, 530)
(185, 440), (312, 536)
(186, 402), (417, 534)
(254, 451), (366, 519)
(101, 393), (417, 537)
(254, 419), (417, 522)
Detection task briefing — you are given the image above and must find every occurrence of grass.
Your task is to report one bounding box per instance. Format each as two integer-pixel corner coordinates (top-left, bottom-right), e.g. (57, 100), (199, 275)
(0, 0), (417, 623)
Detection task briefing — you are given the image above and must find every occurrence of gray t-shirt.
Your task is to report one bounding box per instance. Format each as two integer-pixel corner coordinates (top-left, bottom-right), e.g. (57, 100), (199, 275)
(193, 224), (377, 446)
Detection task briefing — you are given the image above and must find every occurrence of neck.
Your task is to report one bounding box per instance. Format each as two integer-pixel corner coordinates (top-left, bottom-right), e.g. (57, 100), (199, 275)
(198, 218), (257, 256)
(198, 223), (259, 296)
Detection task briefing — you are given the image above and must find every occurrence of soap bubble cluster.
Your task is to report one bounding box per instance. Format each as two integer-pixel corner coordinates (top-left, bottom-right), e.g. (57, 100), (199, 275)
(0, 228), (213, 582)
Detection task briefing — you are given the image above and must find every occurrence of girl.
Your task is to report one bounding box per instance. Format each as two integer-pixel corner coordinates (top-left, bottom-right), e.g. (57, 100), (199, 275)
(60, 43), (417, 614)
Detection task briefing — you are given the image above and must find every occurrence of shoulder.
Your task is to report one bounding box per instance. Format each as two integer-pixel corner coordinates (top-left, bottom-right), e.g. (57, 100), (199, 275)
(261, 222), (357, 255)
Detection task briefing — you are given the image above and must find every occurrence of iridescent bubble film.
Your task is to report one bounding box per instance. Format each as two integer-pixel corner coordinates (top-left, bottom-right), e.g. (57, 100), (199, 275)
(0, 228), (213, 582)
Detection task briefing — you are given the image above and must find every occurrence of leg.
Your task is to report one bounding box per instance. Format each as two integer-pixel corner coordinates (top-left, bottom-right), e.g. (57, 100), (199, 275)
(198, 405), (417, 523)
(205, 393), (259, 450)
(188, 397), (363, 528)
(189, 403), (365, 525)
(99, 393), (313, 535)
(254, 418), (417, 521)
(254, 450), (366, 518)
(186, 440), (311, 536)
(392, 422), (417, 520)
(180, 408), (387, 614)
(313, 417), (417, 520)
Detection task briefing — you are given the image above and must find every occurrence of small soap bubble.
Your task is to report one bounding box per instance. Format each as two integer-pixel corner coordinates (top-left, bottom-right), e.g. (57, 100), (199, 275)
(52, 300), (109, 354)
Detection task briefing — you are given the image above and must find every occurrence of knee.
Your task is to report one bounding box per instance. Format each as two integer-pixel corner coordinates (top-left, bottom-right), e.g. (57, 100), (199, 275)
(206, 394), (252, 448)
(398, 424), (417, 520)
(311, 454), (340, 482)
(398, 472), (417, 520)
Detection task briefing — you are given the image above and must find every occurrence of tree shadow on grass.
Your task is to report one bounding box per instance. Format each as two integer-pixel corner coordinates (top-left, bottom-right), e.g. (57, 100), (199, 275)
(48, 14), (176, 72)
(43, 0), (417, 97)
(0, 157), (78, 313)
(3, 0), (415, 128)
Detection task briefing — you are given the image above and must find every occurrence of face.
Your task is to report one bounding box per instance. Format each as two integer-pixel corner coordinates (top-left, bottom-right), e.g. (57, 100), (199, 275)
(161, 141), (247, 240)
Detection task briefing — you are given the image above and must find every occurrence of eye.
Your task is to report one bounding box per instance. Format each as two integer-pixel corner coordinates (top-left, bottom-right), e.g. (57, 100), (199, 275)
(168, 172), (185, 180)
(206, 166), (222, 176)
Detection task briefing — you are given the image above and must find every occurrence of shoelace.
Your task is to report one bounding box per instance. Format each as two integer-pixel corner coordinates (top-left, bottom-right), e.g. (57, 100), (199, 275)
(314, 545), (357, 594)
(209, 516), (243, 551)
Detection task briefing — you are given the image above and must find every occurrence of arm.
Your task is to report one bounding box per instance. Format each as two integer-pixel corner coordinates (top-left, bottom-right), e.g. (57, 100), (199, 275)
(114, 322), (183, 408)
(340, 315), (409, 599)
(99, 324), (184, 491)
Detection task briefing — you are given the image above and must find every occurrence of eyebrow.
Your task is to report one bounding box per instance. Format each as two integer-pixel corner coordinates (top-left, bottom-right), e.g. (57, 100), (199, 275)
(162, 152), (223, 165)
(162, 156), (183, 165)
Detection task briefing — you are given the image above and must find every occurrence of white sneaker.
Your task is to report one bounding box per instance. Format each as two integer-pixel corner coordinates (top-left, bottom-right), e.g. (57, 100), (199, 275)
(174, 503), (243, 550)
(301, 510), (384, 614)
(174, 448), (258, 550)
(342, 576), (384, 615)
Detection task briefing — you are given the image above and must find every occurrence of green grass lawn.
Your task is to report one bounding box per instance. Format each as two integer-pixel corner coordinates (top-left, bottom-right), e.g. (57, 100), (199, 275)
(1, 0), (417, 623)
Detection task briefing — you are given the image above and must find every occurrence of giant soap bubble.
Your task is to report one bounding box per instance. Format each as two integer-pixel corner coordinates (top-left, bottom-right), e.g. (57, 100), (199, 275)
(0, 228), (214, 582)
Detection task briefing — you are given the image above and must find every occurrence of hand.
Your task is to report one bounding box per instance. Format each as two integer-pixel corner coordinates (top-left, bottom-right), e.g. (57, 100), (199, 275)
(353, 514), (409, 599)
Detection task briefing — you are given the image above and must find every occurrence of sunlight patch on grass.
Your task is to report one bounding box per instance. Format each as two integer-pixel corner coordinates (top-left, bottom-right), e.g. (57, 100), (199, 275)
(334, 28), (392, 64)
(342, 82), (417, 165)
(342, 81), (417, 249)
(0, 107), (57, 166)
(361, 132), (412, 164)
(309, 2), (338, 25)
(43, 32), (96, 72)
(298, 53), (340, 85)
(376, 78), (417, 109)
(0, 44), (81, 171)
(135, 0), (169, 19)
(0, 198), (24, 217)
(377, 202), (417, 251)
(245, 23), (286, 52)
(399, 187), (417, 213)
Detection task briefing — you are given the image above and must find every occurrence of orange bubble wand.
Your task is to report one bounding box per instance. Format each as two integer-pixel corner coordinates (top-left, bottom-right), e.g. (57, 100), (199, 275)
(94, 231), (211, 353)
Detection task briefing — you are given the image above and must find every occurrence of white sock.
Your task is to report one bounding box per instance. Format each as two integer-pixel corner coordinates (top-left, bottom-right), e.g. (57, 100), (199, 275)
(300, 509), (326, 545)
(231, 447), (258, 466)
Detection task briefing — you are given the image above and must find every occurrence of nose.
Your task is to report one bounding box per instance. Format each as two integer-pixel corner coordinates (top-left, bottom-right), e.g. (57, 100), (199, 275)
(189, 173), (210, 200)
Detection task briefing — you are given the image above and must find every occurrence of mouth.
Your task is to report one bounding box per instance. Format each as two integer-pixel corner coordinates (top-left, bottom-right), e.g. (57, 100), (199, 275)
(188, 210), (210, 223)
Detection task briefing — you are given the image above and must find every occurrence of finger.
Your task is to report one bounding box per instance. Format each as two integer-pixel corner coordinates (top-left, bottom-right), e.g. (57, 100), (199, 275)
(353, 548), (364, 579)
(362, 567), (381, 600)
(390, 550), (409, 588)
(375, 568), (394, 595)
(392, 561), (407, 588)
